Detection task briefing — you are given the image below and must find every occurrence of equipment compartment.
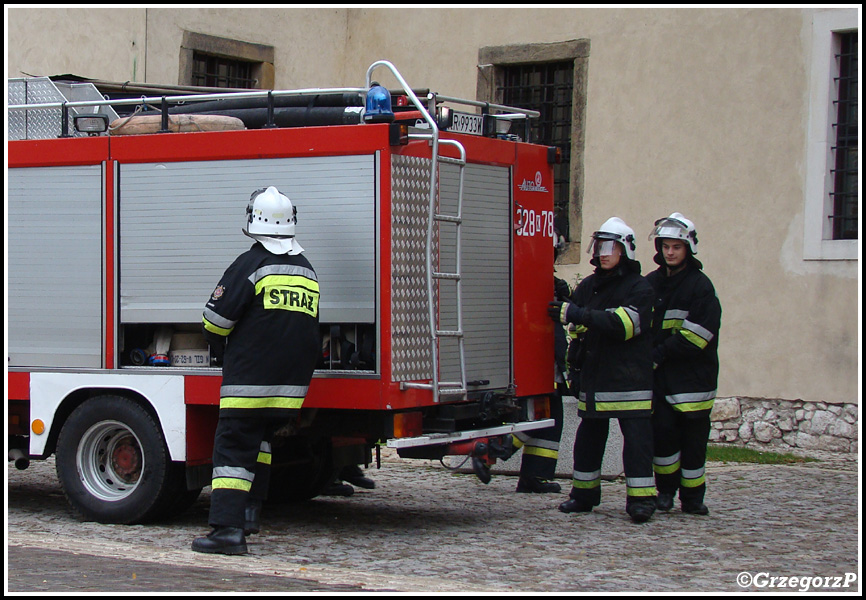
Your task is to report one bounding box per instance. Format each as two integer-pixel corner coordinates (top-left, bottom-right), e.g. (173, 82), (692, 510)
(118, 322), (377, 372)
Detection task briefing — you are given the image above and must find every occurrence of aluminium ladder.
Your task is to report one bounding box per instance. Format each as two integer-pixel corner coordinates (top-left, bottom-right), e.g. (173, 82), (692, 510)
(367, 61), (469, 403)
(421, 138), (468, 402)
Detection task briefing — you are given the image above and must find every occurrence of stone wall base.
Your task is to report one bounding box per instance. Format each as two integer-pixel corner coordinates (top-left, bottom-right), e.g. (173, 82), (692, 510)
(710, 397), (858, 454)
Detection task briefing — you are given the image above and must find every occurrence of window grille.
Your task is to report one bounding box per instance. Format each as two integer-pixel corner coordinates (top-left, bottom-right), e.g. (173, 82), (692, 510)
(830, 32), (858, 240)
(191, 52), (257, 89)
(500, 62), (574, 239)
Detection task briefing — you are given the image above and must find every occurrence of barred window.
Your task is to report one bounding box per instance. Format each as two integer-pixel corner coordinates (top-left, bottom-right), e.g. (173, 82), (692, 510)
(180, 32), (274, 91)
(191, 52), (257, 89)
(478, 40), (589, 262)
(830, 31), (858, 240)
(500, 62), (574, 239)
(804, 10), (857, 260)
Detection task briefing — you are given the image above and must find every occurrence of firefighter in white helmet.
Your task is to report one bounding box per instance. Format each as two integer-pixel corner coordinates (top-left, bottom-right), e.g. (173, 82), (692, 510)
(547, 217), (657, 523)
(646, 212), (721, 516)
(193, 186), (321, 555)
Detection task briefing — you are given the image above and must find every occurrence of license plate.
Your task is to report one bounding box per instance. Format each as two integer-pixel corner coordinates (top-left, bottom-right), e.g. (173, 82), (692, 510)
(446, 111), (484, 136)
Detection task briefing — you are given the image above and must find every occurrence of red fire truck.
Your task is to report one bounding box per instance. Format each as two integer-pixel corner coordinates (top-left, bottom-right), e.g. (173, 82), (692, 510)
(7, 61), (557, 524)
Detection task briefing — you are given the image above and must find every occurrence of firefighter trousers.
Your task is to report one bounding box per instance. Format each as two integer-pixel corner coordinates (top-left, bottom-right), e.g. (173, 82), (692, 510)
(209, 416), (279, 529)
(569, 416), (656, 507)
(516, 386), (564, 481)
(652, 397), (711, 503)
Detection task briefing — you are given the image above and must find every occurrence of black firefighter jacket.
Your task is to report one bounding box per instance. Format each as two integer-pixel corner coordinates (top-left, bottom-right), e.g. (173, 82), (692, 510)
(202, 243), (322, 418)
(567, 261), (654, 419)
(646, 259), (721, 418)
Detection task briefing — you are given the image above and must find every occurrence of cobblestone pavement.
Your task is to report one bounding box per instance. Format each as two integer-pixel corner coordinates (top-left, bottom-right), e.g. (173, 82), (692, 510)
(6, 449), (861, 594)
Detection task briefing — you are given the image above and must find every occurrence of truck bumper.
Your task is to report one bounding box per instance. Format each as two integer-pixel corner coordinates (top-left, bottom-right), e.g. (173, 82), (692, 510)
(386, 418), (554, 450)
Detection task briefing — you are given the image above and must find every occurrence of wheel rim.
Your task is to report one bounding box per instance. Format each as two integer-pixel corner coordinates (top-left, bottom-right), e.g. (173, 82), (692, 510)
(76, 420), (144, 501)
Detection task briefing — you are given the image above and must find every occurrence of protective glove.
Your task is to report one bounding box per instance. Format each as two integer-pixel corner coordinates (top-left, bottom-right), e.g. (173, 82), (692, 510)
(554, 276), (571, 300)
(548, 301), (585, 325)
(202, 327), (227, 365)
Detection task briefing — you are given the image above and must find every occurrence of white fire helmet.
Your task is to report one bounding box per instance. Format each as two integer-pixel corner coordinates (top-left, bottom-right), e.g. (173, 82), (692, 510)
(243, 186), (304, 255)
(648, 212), (698, 255)
(587, 217), (637, 260)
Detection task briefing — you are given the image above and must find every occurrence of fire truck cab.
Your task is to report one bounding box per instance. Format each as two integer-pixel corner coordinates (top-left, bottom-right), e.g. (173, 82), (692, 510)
(7, 61), (558, 524)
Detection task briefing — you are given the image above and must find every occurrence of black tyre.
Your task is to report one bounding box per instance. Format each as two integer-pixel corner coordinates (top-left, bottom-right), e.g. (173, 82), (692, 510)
(55, 395), (179, 524)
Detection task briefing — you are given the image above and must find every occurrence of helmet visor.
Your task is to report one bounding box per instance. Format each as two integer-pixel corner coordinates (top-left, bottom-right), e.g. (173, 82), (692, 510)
(588, 239), (619, 258)
(648, 217), (689, 242)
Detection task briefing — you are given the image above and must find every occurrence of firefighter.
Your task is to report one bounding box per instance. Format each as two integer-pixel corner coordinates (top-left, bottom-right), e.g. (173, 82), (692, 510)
(547, 217), (657, 523)
(646, 213), (721, 516)
(513, 229), (568, 493)
(192, 186), (321, 555)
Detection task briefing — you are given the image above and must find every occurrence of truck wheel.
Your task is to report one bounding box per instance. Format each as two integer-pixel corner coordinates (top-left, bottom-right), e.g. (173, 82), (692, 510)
(55, 395), (176, 524)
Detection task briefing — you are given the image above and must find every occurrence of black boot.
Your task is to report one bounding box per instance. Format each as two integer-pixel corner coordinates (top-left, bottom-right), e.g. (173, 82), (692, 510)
(516, 477), (562, 493)
(558, 498), (595, 513)
(340, 465), (375, 489)
(192, 527), (248, 555)
(682, 500), (709, 515)
(656, 492), (674, 511)
(244, 500), (262, 536)
(627, 499), (656, 523)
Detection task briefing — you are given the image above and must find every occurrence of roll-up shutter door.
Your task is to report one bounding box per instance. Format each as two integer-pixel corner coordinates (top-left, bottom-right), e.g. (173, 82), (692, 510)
(438, 163), (512, 391)
(119, 155), (377, 324)
(8, 165), (104, 368)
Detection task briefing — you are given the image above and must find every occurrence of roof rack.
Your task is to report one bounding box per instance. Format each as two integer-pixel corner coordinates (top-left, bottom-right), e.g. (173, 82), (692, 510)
(8, 60), (540, 141)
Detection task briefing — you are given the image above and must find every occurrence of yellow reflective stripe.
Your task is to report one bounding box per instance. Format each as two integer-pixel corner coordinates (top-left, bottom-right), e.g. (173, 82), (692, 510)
(212, 477), (253, 492)
(662, 318), (684, 330)
(220, 396), (305, 410)
(569, 324), (588, 338)
(653, 461), (681, 475)
(679, 328), (709, 349)
(559, 303), (569, 323)
(572, 469), (600, 489)
(668, 391), (716, 413)
(202, 316), (233, 336)
(257, 452), (272, 465)
(524, 446), (559, 460)
(627, 486), (658, 497)
(511, 437), (525, 449)
(595, 400), (652, 412)
(614, 306), (635, 340)
(673, 399), (715, 413)
(681, 474), (706, 488)
(577, 399), (587, 411)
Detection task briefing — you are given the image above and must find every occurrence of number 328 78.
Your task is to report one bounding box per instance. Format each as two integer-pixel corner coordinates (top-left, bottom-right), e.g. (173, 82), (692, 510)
(516, 209), (555, 238)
